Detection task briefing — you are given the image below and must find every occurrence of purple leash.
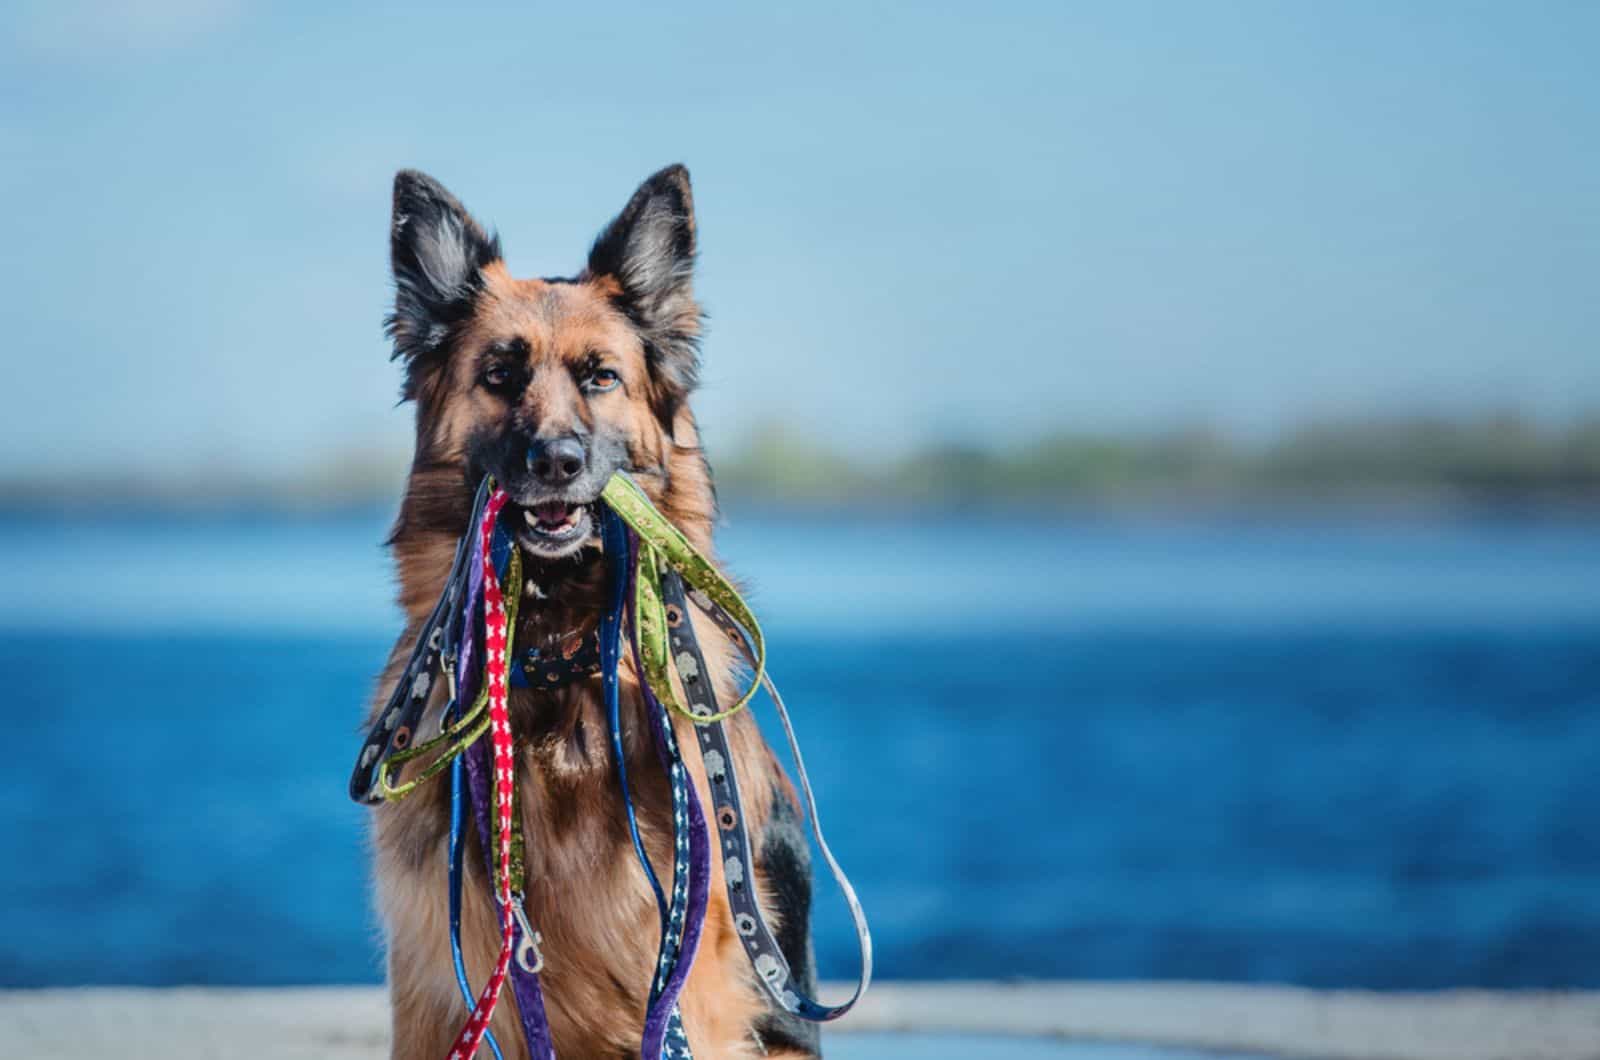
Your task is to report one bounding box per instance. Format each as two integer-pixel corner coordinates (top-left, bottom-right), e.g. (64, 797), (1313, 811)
(616, 521), (710, 1059)
(449, 512), (711, 1060)
(458, 537), (557, 1060)
(631, 645), (712, 1059)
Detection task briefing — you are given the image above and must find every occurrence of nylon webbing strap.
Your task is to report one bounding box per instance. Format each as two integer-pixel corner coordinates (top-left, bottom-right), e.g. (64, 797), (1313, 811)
(351, 477), (490, 803)
(350, 469), (870, 1058)
(603, 470), (871, 1021)
(600, 472), (764, 723)
(657, 571), (872, 1021)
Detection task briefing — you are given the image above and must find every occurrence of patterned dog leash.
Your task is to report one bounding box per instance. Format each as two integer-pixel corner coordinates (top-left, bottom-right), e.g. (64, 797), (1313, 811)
(600, 509), (704, 1059)
(601, 471), (874, 1022)
(349, 478), (491, 805)
(442, 488), (521, 1060)
(456, 533), (556, 1060)
(351, 472), (871, 1059)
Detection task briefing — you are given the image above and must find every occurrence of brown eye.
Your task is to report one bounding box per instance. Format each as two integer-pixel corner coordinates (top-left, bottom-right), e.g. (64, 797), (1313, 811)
(587, 368), (620, 393)
(480, 365), (513, 391)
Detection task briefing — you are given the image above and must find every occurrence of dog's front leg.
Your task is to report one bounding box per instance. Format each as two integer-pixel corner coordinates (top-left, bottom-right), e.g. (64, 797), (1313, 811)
(382, 876), (474, 1060)
(374, 790), (502, 1060)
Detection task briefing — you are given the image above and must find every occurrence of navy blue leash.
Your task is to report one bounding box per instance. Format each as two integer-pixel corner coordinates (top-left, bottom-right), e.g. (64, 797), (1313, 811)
(600, 506), (700, 1059)
(627, 542), (709, 1060)
(362, 487), (868, 1058)
(660, 572), (874, 1023)
(600, 506), (669, 916)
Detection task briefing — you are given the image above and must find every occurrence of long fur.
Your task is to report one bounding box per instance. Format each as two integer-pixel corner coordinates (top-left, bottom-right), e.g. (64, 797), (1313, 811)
(366, 166), (820, 1059)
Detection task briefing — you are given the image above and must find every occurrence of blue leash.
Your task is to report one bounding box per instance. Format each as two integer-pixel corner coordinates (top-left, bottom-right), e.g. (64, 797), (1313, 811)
(428, 505), (712, 1059)
(444, 550), (504, 1060)
(449, 752), (504, 1060)
(357, 485), (864, 1060)
(599, 507), (697, 1059)
(600, 506), (669, 918)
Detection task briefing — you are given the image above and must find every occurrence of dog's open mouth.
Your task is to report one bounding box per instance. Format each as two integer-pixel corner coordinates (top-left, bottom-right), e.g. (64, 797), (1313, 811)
(512, 499), (596, 559)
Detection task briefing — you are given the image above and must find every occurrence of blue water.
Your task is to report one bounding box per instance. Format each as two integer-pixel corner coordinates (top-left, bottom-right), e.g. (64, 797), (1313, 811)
(1, 507), (1597, 989)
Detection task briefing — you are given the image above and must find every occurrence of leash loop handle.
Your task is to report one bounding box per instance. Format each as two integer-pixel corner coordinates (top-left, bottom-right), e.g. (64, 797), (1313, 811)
(663, 571), (874, 1022)
(349, 478), (491, 804)
(376, 700), (490, 801)
(603, 473), (872, 1023)
(601, 472), (765, 723)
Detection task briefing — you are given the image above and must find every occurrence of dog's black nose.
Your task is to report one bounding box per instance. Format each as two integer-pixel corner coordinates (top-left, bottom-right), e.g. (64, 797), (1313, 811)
(525, 436), (586, 486)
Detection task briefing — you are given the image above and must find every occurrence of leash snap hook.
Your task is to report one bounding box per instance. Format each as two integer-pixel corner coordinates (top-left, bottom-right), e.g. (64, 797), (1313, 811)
(436, 653), (459, 735)
(512, 899), (545, 974)
(441, 650), (457, 701)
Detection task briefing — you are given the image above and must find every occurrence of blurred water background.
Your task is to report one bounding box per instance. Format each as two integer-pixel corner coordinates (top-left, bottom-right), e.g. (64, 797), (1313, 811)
(2, 494), (1597, 988)
(4, 0), (1599, 1004)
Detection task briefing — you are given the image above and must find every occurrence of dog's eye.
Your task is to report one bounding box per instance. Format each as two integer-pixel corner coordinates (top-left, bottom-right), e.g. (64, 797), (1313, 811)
(587, 368), (621, 393)
(480, 365), (514, 391)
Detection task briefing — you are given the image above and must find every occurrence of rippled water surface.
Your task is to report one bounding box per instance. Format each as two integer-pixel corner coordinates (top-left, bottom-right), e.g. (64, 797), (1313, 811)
(2, 507), (1597, 989)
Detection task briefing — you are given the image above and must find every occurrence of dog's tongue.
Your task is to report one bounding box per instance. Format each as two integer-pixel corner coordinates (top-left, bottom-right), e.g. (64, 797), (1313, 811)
(534, 501), (572, 526)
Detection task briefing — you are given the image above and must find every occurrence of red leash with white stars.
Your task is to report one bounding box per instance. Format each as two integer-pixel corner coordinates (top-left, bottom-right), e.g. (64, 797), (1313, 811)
(448, 487), (515, 1060)
(346, 473), (870, 1059)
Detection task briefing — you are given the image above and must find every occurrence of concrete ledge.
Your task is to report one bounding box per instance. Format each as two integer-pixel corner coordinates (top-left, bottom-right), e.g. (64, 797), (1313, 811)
(2, 982), (1597, 1060)
(838, 981), (1600, 1060)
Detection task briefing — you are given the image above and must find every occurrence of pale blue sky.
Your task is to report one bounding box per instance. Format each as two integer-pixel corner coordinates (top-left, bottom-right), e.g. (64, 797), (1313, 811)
(4, 1), (1597, 476)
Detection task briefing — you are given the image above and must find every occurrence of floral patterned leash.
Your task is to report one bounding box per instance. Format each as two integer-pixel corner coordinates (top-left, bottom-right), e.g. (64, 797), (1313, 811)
(600, 472), (873, 1023)
(600, 510), (705, 1059)
(355, 473), (870, 1058)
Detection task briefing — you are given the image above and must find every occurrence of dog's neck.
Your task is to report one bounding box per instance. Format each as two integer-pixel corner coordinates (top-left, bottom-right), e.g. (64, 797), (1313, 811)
(510, 547), (607, 650)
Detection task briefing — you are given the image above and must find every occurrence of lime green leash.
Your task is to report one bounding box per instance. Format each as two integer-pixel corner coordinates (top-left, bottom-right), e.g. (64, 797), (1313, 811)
(365, 470), (871, 1029)
(375, 548), (521, 808)
(600, 472), (765, 725)
(609, 472), (874, 1022)
(376, 477), (760, 805)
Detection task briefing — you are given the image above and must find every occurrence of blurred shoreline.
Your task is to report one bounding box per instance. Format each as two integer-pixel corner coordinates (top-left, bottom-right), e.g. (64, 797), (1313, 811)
(3, 982), (1596, 1060)
(4, 413), (1600, 517)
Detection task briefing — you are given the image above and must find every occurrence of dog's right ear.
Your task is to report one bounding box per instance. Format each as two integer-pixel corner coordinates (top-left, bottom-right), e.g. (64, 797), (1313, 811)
(386, 170), (502, 399)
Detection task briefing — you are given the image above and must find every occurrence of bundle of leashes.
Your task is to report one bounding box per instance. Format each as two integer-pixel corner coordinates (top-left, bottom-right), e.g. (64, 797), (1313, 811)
(350, 472), (872, 1060)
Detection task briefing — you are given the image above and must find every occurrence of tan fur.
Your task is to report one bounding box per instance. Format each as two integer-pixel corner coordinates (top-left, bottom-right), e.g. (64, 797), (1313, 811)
(369, 264), (809, 1058)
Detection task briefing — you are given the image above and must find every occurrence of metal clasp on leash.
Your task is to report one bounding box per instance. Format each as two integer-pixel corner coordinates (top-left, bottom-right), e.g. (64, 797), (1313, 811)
(512, 898), (545, 973)
(436, 650), (459, 736)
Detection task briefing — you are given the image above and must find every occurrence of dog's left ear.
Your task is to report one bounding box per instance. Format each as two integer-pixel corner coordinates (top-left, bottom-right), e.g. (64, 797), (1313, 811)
(586, 165), (702, 425)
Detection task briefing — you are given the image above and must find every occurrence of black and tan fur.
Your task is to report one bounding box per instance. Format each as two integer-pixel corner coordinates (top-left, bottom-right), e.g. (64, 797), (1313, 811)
(366, 166), (819, 1058)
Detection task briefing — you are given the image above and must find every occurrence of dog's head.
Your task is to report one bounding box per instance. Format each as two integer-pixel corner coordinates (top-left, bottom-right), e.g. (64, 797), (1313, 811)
(387, 166), (704, 564)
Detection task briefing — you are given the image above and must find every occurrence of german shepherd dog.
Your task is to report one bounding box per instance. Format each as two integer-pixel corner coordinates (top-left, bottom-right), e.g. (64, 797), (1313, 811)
(369, 166), (819, 1059)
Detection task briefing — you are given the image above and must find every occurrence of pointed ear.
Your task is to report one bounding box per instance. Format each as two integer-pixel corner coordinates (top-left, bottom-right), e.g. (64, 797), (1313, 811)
(386, 170), (501, 399)
(586, 164), (702, 423)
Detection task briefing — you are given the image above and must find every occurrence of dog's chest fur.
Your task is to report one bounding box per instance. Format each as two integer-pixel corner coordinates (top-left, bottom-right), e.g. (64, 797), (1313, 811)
(369, 527), (795, 1058)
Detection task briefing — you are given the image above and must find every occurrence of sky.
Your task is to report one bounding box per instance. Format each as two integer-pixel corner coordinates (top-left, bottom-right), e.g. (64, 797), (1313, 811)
(3, 0), (1597, 477)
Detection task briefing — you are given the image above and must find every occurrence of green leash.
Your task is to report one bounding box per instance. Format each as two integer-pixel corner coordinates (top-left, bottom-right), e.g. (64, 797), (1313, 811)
(600, 472), (765, 724)
(362, 469), (871, 1039)
(375, 548), (521, 809)
(375, 476), (763, 802)
(608, 472), (873, 1024)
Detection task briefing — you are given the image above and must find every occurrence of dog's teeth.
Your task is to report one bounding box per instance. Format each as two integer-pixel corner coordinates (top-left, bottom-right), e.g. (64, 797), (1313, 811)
(524, 510), (538, 528)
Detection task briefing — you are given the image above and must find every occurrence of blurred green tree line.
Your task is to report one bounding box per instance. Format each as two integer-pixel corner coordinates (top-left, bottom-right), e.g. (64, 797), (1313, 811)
(714, 413), (1600, 507)
(5, 412), (1599, 511)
